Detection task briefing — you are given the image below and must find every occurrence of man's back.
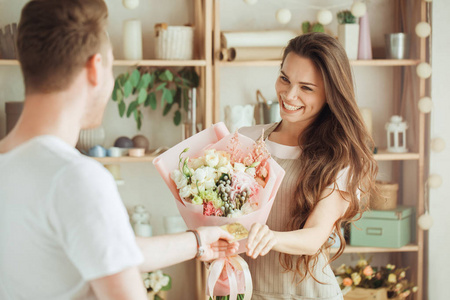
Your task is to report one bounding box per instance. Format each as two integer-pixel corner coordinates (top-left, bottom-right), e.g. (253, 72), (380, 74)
(0, 135), (143, 299)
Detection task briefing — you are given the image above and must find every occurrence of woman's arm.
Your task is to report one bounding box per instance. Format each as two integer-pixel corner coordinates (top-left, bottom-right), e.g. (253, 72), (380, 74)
(246, 188), (350, 258)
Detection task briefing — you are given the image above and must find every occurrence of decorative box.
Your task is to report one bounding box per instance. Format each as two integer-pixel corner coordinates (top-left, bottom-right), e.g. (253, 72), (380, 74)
(350, 206), (414, 248)
(344, 287), (388, 300)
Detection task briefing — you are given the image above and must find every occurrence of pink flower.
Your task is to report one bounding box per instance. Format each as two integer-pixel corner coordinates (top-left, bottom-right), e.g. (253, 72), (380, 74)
(230, 171), (261, 203)
(343, 278), (353, 287)
(363, 266), (373, 277)
(203, 201), (223, 216)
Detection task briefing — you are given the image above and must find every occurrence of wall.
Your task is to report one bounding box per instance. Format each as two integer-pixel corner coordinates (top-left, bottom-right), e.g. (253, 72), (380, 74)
(0, 0), (433, 298)
(429, 0), (450, 299)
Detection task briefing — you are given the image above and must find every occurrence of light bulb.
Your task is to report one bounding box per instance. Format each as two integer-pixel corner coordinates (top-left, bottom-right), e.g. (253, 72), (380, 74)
(351, 1), (367, 18)
(417, 62), (432, 79)
(276, 9), (292, 24)
(418, 213), (434, 230)
(415, 22), (431, 38)
(243, 0), (258, 5)
(418, 97), (433, 113)
(122, 0), (139, 9)
(317, 9), (333, 25)
(431, 138), (446, 152)
(428, 174), (443, 188)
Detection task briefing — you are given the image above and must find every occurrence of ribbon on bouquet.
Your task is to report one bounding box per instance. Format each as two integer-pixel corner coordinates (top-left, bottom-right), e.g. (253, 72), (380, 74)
(207, 255), (253, 300)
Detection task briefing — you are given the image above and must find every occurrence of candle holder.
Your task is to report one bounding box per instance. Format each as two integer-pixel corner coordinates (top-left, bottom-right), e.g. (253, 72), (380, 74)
(385, 115), (408, 153)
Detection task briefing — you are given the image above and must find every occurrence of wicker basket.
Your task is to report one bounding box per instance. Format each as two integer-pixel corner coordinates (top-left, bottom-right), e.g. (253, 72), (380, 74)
(370, 181), (399, 210)
(155, 23), (194, 60)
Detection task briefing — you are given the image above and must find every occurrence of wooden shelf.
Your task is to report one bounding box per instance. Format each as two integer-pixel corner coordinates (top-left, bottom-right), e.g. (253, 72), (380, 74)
(217, 59), (420, 67)
(113, 59), (207, 67)
(0, 59), (19, 65)
(92, 154), (157, 164)
(330, 244), (419, 254)
(374, 150), (420, 161)
(0, 59), (207, 67)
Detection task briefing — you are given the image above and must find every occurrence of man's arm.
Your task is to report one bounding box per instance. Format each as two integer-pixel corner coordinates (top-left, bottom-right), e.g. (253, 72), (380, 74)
(90, 266), (147, 300)
(136, 226), (239, 272)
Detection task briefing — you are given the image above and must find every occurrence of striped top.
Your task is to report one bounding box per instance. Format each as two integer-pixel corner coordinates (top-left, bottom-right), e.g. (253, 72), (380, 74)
(239, 123), (344, 300)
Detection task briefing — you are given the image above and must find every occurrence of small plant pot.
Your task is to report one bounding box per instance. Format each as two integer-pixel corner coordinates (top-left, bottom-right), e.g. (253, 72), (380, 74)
(338, 23), (360, 60)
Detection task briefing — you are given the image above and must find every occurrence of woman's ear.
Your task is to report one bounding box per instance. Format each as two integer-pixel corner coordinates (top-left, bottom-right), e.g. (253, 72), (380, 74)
(85, 53), (103, 86)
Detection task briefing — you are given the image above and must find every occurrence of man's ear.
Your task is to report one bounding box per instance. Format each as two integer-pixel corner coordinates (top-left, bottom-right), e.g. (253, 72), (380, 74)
(86, 53), (103, 86)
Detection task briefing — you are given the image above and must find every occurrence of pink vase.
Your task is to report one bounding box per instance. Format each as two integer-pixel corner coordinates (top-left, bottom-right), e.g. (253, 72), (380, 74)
(358, 12), (372, 60)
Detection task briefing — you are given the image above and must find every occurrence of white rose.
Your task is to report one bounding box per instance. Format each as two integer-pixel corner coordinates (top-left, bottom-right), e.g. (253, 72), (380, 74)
(179, 186), (191, 198)
(144, 278), (151, 289)
(217, 151), (230, 167)
(193, 167), (207, 183)
(190, 157), (205, 169)
(234, 162), (246, 173)
(205, 149), (220, 168)
(245, 167), (256, 177)
(204, 178), (216, 190)
(161, 275), (170, 287)
(190, 183), (199, 195)
(171, 169), (188, 189)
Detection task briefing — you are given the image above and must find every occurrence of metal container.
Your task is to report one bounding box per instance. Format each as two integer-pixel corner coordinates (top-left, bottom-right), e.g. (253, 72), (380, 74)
(5, 101), (24, 134)
(385, 33), (410, 59)
(255, 90), (282, 124)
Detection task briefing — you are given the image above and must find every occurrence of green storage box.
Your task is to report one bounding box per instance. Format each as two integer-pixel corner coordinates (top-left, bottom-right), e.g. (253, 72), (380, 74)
(350, 206), (414, 248)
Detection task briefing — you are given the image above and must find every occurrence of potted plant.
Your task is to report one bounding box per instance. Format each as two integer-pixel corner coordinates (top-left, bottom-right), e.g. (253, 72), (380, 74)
(337, 10), (359, 60)
(335, 256), (418, 300)
(142, 270), (172, 300)
(301, 21), (325, 34)
(111, 66), (199, 130)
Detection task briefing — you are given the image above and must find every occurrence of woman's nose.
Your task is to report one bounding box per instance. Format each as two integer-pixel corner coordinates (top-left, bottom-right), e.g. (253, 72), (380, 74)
(285, 85), (299, 101)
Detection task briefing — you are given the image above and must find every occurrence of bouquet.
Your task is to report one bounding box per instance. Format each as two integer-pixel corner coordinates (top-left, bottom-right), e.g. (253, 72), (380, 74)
(142, 270), (171, 300)
(153, 122), (285, 300)
(335, 256), (418, 299)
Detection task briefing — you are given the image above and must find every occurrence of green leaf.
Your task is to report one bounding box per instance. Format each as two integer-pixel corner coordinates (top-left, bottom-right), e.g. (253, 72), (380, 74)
(162, 88), (174, 104)
(137, 88), (147, 104)
(130, 69), (141, 88)
(154, 295), (163, 300)
(182, 88), (189, 111)
(156, 82), (167, 91)
(116, 89), (123, 103)
(173, 109), (182, 126)
(118, 73), (129, 86)
(111, 88), (118, 101)
(126, 100), (139, 118)
(311, 23), (324, 33)
(302, 21), (311, 34)
(118, 101), (126, 117)
(145, 92), (157, 110)
(158, 69), (173, 81)
(124, 80), (133, 98)
(163, 103), (173, 116)
(137, 73), (152, 90)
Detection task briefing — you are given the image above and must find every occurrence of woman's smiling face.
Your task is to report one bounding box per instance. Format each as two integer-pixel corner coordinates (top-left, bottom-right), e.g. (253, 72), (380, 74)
(275, 52), (327, 127)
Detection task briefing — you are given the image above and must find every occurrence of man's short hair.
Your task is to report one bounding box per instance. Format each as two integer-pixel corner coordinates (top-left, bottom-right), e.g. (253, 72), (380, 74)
(17, 0), (109, 93)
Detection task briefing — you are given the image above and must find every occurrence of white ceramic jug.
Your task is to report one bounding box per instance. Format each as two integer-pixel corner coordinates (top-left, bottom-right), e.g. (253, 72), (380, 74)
(224, 104), (255, 133)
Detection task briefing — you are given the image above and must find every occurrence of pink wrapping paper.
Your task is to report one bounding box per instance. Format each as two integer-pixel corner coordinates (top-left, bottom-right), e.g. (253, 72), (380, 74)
(153, 122), (285, 297)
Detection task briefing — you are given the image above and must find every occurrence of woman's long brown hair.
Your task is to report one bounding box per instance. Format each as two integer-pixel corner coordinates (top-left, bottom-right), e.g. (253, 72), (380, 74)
(278, 33), (378, 282)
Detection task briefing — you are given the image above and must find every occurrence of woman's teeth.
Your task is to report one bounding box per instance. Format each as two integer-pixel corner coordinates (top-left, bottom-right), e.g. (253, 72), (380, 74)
(283, 101), (303, 111)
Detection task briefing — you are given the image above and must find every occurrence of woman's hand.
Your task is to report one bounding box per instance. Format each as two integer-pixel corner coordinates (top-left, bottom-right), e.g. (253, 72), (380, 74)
(196, 226), (239, 262)
(246, 223), (277, 259)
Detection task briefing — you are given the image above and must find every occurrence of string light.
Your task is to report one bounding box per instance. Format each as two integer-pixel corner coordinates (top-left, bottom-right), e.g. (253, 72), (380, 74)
(428, 174), (443, 189)
(276, 8), (292, 24)
(415, 22), (431, 38)
(122, 0), (139, 9)
(431, 138), (446, 152)
(416, 62), (432, 79)
(317, 9), (333, 25)
(351, 1), (367, 18)
(418, 97), (433, 113)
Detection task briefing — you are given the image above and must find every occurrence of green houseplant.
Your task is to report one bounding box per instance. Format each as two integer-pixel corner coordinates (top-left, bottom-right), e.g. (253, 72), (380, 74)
(111, 66), (199, 130)
(301, 21), (325, 34)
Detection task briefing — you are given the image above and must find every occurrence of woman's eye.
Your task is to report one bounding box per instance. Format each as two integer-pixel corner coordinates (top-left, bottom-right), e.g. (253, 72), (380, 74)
(280, 76), (289, 83)
(302, 86), (312, 91)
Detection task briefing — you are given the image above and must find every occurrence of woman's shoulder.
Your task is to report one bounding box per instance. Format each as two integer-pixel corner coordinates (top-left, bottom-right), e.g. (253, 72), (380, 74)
(238, 123), (275, 141)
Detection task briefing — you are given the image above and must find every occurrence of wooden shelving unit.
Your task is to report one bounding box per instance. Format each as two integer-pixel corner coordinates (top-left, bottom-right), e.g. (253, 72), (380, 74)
(217, 59), (421, 68)
(0, 59), (208, 67)
(92, 154), (157, 164)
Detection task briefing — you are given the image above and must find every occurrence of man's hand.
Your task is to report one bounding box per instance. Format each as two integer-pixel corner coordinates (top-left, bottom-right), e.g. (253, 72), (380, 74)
(196, 226), (239, 261)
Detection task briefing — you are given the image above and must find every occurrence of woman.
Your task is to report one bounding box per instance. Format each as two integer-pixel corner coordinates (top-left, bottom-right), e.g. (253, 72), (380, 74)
(241, 32), (378, 299)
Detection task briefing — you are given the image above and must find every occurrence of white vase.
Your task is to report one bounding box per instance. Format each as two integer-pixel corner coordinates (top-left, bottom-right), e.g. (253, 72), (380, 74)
(155, 25), (194, 60)
(123, 19), (143, 60)
(77, 126), (106, 153)
(338, 23), (360, 60)
(224, 104), (255, 133)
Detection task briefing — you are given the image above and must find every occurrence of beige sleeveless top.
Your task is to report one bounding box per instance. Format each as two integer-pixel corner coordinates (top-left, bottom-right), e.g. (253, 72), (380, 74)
(239, 123), (343, 300)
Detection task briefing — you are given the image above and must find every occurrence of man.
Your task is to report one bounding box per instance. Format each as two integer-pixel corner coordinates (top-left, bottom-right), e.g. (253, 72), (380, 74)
(0, 1), (237, 299)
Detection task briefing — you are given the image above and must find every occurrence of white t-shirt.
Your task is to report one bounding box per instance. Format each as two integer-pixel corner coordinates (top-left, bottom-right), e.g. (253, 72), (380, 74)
(0, 136), (144, 300)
